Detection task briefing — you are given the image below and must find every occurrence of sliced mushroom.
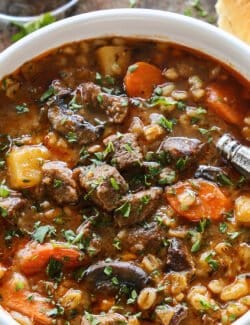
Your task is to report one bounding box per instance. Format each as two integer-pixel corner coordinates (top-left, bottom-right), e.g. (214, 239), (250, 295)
(194, 165), (227, 182)
(83, 261), (150, 291)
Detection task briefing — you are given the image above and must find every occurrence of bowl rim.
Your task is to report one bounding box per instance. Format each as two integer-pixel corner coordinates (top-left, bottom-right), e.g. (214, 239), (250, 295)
(0, 8), (249, 80)
(0, 8), (249, 325)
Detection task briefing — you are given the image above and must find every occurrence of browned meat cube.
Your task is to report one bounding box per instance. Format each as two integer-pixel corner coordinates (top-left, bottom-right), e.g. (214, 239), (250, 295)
(75, 163), (128, 211)
(103, 132), (143, 170)
(115, 187), (162, 227)
(42, 161), (79, 205)
(0, 189), (27, 221)
(75, 82), (129, 124)
(166, 238), (194, 273)
(158, 136), (204, 160)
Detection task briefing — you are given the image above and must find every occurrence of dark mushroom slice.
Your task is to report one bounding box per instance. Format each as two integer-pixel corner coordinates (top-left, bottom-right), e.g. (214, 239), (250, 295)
(158, 136), (204, 162)
(166, 238), (195, 274)
(194, 165), (228, 183)
(48, 104), (104, 145)
(83, 261), (150, 291)
(74, 82), (129, 123)
(81, 312), (127, 325)
(41, 160), (79, 205)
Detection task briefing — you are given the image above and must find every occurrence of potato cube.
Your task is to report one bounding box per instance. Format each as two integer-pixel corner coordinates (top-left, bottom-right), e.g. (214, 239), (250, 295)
(96, 46), (130, 76)
(7, 145), (49, 189)
(235, 195), (250, 225)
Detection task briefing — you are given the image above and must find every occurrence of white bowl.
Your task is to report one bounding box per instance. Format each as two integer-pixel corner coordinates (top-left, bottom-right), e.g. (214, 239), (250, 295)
(0, 8), (249, 325)
(0, 9), (249, 80)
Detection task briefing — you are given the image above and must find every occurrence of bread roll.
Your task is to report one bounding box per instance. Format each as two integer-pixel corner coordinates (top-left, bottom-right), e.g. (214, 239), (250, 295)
(216, 0), (250, 44)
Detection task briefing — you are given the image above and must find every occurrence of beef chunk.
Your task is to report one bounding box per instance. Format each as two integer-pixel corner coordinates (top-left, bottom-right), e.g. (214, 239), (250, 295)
(156, 304), (188, 325)
(81, 312), (127, 325)
(103, 133), (143, 170)
(51, 79), (71, 98)
(42, 161), (78, 205)
(75, 82), (129, 123)
(48, 104), (103, 145)
(166, 238), (194, 272)
(118, 222), (165, 253)
(75, 163), (128, 211)
(115, 187), (162, 227)
(158, 136), (204, 160)
(0, 189), (26, 221)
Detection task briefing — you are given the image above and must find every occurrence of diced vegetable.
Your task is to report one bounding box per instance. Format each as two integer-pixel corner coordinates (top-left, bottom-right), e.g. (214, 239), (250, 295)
(7, 145), (49, 189)
(235, 195), (250, 225)
(166, 179), (232, 221)
(17, 242), (87, 275)
(124, 61), (164, 98)
(0, 272), (54, 324)
(96, 46), (131, 76)
(205, 82), (247, 125)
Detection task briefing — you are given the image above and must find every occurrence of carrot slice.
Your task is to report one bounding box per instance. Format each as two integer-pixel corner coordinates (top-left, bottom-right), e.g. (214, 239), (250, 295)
(0, 273), (54, 325)
(124, 61), (164, 99)
(17, 242), (86, 275)
(205, 82), (248, 125)
(166, 179), (232, 222)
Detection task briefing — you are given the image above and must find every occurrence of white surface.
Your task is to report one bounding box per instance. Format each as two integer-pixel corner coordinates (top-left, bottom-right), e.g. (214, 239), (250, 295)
(0, 8), (249, 325)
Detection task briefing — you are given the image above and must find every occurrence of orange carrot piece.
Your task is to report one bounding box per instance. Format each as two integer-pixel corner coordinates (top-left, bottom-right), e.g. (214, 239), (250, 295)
(17, 242), (86, 275)
(166, 179), (232, 222)
(0, 275), (54, 325)
(124, 61), (164, 99)
(205, 82), (248, 125)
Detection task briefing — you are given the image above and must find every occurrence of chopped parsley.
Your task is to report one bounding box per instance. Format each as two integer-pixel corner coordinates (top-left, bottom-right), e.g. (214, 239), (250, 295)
(53, 179), (63, 188)
(0, 207), (8, 218)
(104, 265), (113, 276)
(69, 95), (82, 111)
(127, 289), (138, 304)
(129, 0), (137, 8)
(124, 143), (133, 153)
(115, 201), (131, 218)
(227, 231), (241, 241)
(66, 132), (78, 143)
(128, 64), (138, 73)
(12, 13), (55, 42)
(217, 173), (234, 186)
(205, 252), (219, 271)
(40, 86), (55, 102)
(218, 222), (227, 234)
(16, 103), (29, 114)
(158, 116), (174, 132)
(46, 258), (63, 281)
(0, 185), (10, 198)
(110, 177), (120, 191)
(32, 225), (56, 243)
(97, 93), (103, 104)
(113, 238), (122, 250)
(176, 157), (189, 170)
(191, 238), (201, 253)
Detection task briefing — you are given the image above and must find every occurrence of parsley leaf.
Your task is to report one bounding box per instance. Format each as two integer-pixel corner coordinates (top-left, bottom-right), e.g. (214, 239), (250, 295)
(12, 13), (55, 42)
(32, 225), (56, 243)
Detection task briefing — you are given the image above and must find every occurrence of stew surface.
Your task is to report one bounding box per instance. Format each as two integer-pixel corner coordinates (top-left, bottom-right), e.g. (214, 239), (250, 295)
(0, 37), (249, 325)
